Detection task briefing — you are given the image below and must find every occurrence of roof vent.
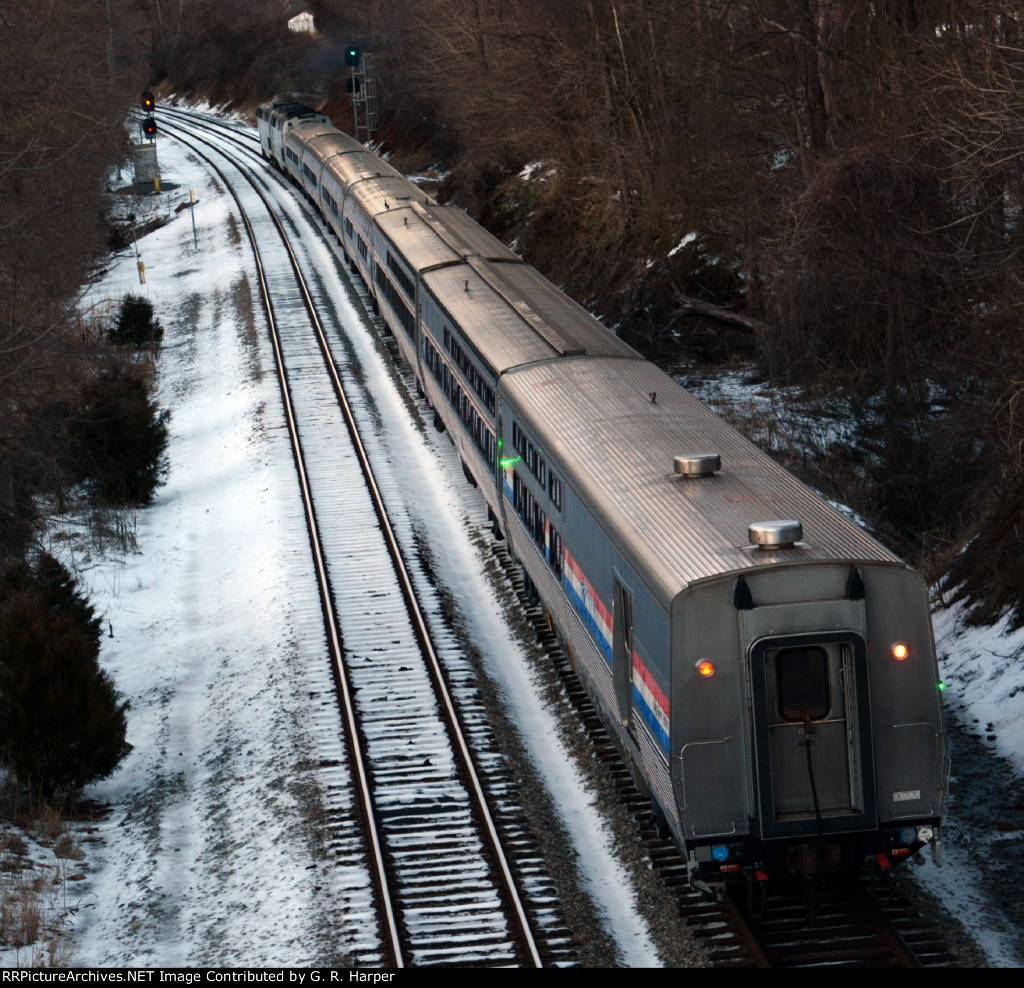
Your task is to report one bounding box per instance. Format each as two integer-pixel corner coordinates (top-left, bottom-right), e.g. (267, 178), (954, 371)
(749, 519), (803, 550)
(674, 453), (721, 478)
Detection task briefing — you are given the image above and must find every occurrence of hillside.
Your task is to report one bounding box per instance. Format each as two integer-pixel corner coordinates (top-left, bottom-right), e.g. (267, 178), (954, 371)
(150, 0), (1024, 624)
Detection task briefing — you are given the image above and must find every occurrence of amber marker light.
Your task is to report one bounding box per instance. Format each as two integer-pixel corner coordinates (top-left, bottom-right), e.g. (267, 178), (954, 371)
(891, 643), (909, 661)
(696, 659), (715, 678)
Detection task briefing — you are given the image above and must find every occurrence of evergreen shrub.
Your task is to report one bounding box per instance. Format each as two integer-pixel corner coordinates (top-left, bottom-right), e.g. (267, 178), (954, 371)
(72, 364), (170, 505)
(0, 555), (130, 798)
(109, 294), (163, 347)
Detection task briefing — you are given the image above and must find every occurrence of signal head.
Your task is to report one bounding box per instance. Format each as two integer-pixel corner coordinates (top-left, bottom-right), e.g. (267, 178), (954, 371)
(142, 116), (157, 138)
(344, 45), (361, 67)
(141, 89), (155, 110)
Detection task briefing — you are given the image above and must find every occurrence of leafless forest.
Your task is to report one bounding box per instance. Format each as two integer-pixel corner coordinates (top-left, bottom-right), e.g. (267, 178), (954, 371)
(4, 0), (1024, 628)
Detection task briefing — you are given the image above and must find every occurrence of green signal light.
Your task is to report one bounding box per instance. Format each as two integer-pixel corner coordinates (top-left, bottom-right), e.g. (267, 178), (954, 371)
(500, 456), (522, 468)
(937, 681), (946, 691)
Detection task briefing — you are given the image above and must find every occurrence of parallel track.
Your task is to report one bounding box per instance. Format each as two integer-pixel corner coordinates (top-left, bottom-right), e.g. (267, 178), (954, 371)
(158, 104), (963, 969)
(157, 111), (567, 968)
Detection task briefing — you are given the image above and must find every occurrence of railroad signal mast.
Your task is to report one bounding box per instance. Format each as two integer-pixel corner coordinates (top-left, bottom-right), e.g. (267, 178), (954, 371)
(134, 87), (161, 193)
(344, 45), (379, 144)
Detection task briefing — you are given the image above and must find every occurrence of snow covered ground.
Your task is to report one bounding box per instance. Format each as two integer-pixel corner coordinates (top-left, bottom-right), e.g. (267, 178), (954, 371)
(16, 125), (663, 968)
(2, 112), (1021, 968)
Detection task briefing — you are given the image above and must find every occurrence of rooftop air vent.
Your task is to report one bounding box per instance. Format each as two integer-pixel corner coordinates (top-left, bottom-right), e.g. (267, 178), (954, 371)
(674, 453), (721, 478)
(748, 520), (803, 550)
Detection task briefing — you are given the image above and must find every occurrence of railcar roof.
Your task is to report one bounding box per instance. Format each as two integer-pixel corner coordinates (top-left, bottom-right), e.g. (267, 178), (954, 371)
(414, 203), (520, 262)
(376, 202), (518, 272)
(376, 209), (462, 271)
(304, 131), (366, 160)
(343, 176), (430, 217)
(502, 357), (902, 600)
(483, 261), (638, 359)
(270, 100), (328, 122)
(285, 121), (338, 146)
(322, 148), (405, 184)
(423, 263), (556, 369)
(423, 260), (638, 374)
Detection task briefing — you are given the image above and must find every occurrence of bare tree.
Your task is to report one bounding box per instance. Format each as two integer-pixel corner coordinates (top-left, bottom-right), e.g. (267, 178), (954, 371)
(0, 0), (147, 559)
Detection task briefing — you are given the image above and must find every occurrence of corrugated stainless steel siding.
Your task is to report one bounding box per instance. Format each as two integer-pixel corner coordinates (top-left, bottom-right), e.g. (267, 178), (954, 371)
(502, 357), (901, 602)
(504, 510), (620, 718)
(633, 718), (680, 830)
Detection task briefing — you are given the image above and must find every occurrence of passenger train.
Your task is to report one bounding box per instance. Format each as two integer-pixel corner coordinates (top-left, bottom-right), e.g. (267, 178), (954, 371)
(257, 99), (948, 898)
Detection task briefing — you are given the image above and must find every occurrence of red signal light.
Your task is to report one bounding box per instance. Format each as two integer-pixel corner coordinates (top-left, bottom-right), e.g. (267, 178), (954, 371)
(142, 117), (157, 138)
(891, 642), (909, 661)
(696, 659), (715, 678)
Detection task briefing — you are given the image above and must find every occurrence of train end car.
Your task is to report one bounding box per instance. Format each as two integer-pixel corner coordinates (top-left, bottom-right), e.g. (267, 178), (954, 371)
(674, 553), (945, 893)
(496, 356), (948, 898)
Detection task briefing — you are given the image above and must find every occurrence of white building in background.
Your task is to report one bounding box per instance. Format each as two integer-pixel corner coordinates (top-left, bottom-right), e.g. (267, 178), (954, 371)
(288, 11), (315, 33)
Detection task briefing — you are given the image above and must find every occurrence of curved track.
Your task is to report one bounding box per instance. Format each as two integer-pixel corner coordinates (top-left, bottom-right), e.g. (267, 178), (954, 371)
(156, 103), (964, 969)
(156, 108), (567, 968)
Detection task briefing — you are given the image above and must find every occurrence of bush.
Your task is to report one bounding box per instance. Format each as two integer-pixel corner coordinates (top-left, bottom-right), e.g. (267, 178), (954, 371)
(0, 556), (130, 798)
(0, 553), (102, 652)
(108, 293), (163, 347)
(944, 467), (1024, 631)
(71, 363), (170, 505)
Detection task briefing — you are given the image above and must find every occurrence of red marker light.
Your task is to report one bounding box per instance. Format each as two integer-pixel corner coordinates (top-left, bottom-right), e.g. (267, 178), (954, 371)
(696, 660), (715, 678)
(891, 643), (909, 661)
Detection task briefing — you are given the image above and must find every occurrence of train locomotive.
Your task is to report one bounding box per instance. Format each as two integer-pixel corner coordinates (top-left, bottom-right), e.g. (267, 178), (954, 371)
(257, 99), (948, 898)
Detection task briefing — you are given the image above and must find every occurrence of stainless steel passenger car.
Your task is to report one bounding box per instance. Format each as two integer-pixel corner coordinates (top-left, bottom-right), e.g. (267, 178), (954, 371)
(259, 100), (948, 896)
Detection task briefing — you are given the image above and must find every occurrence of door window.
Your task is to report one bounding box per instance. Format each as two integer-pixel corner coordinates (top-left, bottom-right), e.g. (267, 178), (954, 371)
(776, 647), (830, 722)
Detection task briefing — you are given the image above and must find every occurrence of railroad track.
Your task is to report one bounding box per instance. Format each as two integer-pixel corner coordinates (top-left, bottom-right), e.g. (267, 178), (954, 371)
(723, 873), (957, 967)
(158, 105), (963, 969)
(156, 110), (574, 968)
